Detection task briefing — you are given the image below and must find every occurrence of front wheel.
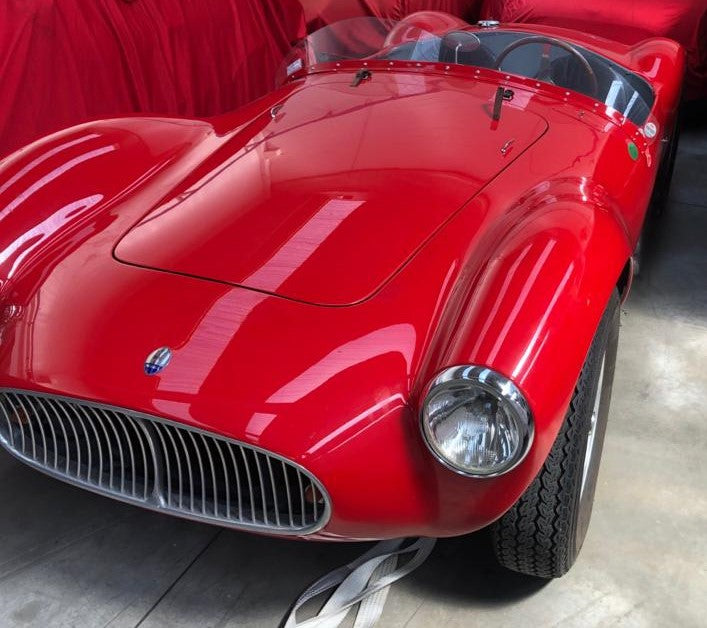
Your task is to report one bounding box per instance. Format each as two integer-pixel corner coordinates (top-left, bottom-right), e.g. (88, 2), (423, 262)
(491, 290), (620, 578)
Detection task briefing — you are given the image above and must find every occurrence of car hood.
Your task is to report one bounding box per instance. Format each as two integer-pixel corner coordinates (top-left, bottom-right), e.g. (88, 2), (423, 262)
(115, 74), (547, 306)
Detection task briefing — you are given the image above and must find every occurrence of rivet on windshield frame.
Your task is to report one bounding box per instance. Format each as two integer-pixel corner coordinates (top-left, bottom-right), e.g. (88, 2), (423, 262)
(417, 63), (422, 67)
(505, 75), (510, 80)
(475, 69), (480, 75)
(594, 103), (599, 107)
(535, 82), (540, 87)
(389, 61), (394, 66)
(565, 91), (570, 96)
(445, 65), (450, 70)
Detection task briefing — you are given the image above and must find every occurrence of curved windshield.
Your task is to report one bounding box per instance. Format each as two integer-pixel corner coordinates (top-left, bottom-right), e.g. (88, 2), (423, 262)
(280, 17), (654, 125)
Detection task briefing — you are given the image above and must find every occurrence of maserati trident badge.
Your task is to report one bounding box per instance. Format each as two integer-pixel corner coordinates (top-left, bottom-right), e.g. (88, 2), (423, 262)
(144, 347), (172, 376)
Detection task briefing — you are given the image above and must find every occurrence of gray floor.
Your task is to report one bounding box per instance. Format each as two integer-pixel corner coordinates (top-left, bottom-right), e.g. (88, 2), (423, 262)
(1, 113), (705, 628)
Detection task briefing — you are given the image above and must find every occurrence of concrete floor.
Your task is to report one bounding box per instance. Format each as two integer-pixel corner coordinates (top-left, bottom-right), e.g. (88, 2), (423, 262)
(1, 113), (705, 628)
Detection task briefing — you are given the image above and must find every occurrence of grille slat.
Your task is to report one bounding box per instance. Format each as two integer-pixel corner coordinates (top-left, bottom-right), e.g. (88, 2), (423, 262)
(70, 403), (92, 483)
(186, 431), (206, 515)
(91, 407), (113, 489)
(200, 434), (219, 518)
(13, 394), (36, 459)
(297, 472), (305, 528)
(153, 423), (172, 506)
(0, 399), (13, 448)
(102, 410), (126, 493)
(174, 427), (195, 512)
(238, 445), (257, 524)
(78, 405), (103, 486)
(281, 460), (294, 528)
(0, 390), (328, 534)
(212, 439), (230, 520)
(225, 443), (243, 521)
(159, 425), (182, 508)
(267, 457), (281, 528)
(252, 450), (269, 526)
(312, 480), (320, 523)
(32, 396), (47, 462)
(46, 398), (72, 475)
(36, 400), (59, 470)
(113, 412), (136, 497)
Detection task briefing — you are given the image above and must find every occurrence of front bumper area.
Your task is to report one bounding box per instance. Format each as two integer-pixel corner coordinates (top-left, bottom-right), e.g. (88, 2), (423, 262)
(0, 389), (330, 535)
(0, 385), (538, 542)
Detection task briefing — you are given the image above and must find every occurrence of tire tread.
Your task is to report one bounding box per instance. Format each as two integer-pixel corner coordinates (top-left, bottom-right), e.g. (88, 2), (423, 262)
(491, 291), (619, 578)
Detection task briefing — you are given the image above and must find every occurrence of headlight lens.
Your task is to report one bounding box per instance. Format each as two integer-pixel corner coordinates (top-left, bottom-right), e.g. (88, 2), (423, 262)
(421, 366), (533, 477)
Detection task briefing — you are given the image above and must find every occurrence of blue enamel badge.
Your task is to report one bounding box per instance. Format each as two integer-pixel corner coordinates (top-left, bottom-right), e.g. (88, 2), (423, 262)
(144, 347), (172, 376)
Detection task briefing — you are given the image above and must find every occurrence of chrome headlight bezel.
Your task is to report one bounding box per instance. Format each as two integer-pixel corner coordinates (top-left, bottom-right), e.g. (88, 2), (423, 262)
(420, 365), (534, 478)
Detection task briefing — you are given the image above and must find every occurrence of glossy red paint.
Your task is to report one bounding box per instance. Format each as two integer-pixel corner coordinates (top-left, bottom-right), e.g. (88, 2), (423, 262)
(114, 78), (547, 306)
(0, 19), (684, 540)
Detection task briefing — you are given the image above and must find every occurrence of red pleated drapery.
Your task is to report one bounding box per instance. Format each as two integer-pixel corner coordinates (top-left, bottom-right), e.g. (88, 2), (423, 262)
(0, 0), (306, 158)
(300, 0), (483, 32)
(2, 0), (702, 160)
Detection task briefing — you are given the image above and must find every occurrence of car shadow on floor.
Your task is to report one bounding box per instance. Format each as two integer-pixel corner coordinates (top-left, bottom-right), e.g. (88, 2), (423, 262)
(121, 522), (549, 627)
(632, 103), (707, 323)
(0, 451), (547, 627)
(406, 532), (549, 604)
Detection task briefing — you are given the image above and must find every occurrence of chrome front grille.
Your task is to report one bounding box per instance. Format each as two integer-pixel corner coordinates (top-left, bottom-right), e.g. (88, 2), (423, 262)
(0, 390), (329, 534)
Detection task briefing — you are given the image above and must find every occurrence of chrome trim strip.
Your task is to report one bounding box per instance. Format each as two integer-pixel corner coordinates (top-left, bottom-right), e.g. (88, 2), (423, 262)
(0, 388), (331, 535)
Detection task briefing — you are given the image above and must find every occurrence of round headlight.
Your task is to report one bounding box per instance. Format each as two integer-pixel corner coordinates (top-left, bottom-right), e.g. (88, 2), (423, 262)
(421, 366), (533, 477)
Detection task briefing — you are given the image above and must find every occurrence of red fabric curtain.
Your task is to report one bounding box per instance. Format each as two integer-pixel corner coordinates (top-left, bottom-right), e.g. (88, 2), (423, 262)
(481, 0), (707, 99)
(0, 0), (306, 159)
(300, 0), (483, 32)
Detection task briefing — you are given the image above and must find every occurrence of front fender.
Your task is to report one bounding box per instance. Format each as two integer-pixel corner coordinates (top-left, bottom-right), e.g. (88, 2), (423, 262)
(431, 180), (632, 501)
(0, 117), (216, 289)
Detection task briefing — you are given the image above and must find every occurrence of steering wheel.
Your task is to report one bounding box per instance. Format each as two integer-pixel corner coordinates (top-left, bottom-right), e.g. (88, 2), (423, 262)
(494, 35), (599, 99)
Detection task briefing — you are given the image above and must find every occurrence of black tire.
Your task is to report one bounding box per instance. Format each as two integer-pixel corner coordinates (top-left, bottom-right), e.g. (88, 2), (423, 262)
(491, 290), (620, 579)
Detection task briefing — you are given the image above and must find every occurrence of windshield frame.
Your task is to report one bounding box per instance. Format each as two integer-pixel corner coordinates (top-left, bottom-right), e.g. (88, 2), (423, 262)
(279, 18), (656, 128)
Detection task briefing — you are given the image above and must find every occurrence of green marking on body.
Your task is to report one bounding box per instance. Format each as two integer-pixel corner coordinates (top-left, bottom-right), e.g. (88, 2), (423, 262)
(628, 141), (639, 161)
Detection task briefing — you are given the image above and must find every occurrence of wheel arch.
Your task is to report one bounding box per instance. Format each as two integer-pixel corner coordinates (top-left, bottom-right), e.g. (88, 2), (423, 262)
(0, 117), (216, 287)
(427, 188), (633, 488)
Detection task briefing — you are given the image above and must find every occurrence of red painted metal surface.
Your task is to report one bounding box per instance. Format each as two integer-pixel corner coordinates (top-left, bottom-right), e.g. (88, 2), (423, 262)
(0, 20), (683, 540)
(114, 80), (547, 306)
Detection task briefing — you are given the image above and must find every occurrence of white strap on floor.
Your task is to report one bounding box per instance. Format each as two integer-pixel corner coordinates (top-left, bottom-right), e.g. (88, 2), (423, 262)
(285, 537), (437, 628)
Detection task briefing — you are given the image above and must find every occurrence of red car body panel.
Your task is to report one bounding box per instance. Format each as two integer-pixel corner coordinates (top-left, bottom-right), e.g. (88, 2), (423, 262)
(0, 19), (684, 540)
(114, 78), (547, 306)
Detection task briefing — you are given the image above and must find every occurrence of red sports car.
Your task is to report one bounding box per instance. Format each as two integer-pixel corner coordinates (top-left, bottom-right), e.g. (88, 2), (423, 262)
(0, 13), (683, 578)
